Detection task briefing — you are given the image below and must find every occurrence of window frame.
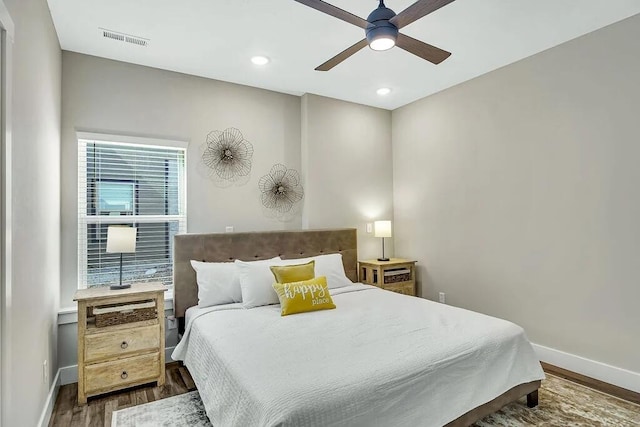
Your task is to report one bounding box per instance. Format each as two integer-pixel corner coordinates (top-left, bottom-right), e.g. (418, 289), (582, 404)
(76, 132), (188, 290)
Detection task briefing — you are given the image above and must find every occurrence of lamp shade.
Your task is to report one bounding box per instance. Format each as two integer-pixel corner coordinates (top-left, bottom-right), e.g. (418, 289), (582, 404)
(374, 220), (392, 238)
(106, 226), (137, 253)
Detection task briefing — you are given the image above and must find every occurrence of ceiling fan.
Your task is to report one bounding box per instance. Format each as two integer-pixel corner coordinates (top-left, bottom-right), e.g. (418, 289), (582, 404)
(294, 0), (456, 71)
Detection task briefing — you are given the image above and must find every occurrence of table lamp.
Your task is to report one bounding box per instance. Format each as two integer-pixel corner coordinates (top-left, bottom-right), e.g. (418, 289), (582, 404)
(106, 225), (137, 290)
(374, 220), (392, 261)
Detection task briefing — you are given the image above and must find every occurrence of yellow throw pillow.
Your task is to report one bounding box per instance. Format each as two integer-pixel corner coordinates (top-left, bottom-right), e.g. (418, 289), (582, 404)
(270, 261), (315, 284)
(272, 276), (336, 316)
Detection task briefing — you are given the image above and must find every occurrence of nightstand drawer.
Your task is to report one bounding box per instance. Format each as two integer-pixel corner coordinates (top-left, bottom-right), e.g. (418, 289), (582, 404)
(84, 352), (160, 393)
(85, 325), (159, 362)
(383, 282), (415, 296)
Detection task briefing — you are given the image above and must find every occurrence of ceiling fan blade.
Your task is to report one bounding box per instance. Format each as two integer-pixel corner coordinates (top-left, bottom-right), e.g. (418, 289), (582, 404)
(315, 39), (369, 71)
(395, 33), (451, 64)
(390, 0), (456, 29)
(294, 0), (368, 29)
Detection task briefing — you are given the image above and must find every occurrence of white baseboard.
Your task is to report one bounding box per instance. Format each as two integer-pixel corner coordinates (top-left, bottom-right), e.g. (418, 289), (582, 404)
(37, 368), (61, 427)
(59, 364), (78, 386)
(532, 343), (640, 393)
(59, 346), (177, 386)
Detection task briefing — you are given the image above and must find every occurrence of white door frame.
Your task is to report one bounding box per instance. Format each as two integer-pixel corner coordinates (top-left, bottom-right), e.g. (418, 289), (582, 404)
(0, 1), (13, 426)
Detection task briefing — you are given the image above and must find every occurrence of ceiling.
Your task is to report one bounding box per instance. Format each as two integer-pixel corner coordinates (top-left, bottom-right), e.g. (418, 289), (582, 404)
(47, 0), (640, 110)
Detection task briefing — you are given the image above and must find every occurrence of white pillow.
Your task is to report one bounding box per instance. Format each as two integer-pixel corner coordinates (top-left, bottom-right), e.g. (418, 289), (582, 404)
(236, 258), (313, 308)
(191, 257), (280, 308)
(286, 253), (353, 289)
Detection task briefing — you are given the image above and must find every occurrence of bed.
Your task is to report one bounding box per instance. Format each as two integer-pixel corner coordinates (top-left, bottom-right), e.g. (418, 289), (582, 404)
(172, 229), (544, 426)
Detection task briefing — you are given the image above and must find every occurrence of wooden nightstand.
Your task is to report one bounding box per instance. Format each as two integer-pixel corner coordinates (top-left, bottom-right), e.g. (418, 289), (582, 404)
(73, 282), (167, 404)
(358, 258), (417, 296)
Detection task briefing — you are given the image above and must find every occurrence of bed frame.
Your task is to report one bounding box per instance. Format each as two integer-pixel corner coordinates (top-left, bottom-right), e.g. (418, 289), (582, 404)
(173, 228), (540, 426)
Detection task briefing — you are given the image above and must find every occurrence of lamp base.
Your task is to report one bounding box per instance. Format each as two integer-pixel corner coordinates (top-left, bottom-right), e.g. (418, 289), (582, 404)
(377, 257), (390, 262)
(110, 283), (132, 290)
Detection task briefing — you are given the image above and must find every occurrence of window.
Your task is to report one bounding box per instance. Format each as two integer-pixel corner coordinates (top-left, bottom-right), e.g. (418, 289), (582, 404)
(78, 137), (187, 289)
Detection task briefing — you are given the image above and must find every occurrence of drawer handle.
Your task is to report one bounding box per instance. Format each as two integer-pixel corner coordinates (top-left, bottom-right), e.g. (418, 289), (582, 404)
(120, 341), (128, 349)
(121, 371), (128, 380)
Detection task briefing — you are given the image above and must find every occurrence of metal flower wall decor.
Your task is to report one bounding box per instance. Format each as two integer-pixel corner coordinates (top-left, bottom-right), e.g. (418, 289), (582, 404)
(259, 164), (304, 220)
(202, 128), (254, 186)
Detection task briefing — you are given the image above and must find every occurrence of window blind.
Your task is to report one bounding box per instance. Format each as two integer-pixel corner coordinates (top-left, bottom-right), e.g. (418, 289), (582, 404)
(78, 139), (187, 288)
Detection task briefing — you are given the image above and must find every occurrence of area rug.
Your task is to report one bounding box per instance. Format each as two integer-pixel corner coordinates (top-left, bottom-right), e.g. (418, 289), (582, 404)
(112, 374), (640, 426)
(111, 391), (211, 427)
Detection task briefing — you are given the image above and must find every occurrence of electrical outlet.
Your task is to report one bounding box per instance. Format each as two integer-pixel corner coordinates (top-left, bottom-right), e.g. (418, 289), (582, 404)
(225, 226), (234, 233)
(439, 292), (446, 304)
(366, 223), (373, 233)
(167, 316), (177, 330)
(43, 360), (48, 384)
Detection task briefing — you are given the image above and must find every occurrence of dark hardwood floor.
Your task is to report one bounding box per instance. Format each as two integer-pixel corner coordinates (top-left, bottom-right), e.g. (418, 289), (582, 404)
(49, 362), (196, 427)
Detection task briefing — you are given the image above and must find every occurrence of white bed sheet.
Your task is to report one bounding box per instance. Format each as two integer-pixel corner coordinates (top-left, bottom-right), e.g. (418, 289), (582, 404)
(172, 284), (544, 427)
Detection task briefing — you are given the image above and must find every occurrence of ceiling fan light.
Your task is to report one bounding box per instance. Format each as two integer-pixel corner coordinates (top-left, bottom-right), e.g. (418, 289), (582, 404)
(369, 36), (395, 51)
(366, 17), (398, 52)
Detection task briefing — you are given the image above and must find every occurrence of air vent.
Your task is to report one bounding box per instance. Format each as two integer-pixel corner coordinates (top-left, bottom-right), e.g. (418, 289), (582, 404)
(125, 36), (147, 46)
(99, 28), (149, 47)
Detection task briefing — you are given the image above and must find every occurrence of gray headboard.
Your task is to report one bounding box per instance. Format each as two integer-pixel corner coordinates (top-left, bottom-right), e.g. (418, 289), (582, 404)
(173, 228), (358, 318)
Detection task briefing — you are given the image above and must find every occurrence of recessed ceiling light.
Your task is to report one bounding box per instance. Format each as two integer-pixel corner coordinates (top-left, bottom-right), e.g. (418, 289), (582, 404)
(251, 56), (270, 66)
(377, 87), (392, 96)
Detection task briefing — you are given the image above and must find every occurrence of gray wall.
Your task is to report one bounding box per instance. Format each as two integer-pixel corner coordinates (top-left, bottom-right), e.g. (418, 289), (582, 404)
(392, 14), (640, 372)
(4, 0), (61, 425)
(302, 94), (394, 260)
(61, 52), (303, 307)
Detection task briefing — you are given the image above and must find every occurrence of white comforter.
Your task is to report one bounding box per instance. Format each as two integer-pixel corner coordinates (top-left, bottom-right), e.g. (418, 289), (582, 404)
(172, 285), (544, 427)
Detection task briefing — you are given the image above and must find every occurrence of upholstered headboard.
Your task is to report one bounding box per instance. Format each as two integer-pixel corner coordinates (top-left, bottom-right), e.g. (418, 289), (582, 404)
(173, 228), (358, 318)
